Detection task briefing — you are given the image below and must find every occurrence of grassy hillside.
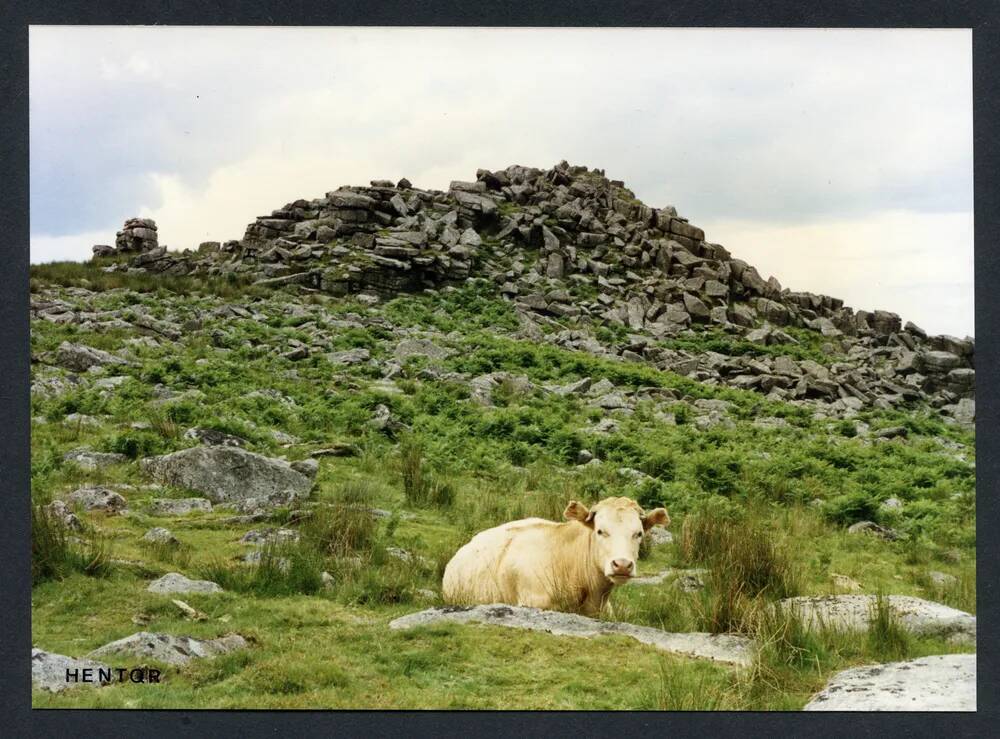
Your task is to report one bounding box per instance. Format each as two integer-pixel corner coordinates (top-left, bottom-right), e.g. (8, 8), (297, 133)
(30, 265), (975, 709)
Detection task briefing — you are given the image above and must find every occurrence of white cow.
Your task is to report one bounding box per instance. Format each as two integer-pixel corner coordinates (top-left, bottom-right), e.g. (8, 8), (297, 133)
(442, 496), (669, 616)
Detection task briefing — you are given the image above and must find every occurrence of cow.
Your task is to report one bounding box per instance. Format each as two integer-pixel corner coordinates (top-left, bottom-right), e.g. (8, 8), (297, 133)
(441, 496), (670, 616)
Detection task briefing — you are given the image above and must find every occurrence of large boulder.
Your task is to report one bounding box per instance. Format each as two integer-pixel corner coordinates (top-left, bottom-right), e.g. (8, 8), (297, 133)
(804, 654), (975, 711)
(140, 446), (315, 504)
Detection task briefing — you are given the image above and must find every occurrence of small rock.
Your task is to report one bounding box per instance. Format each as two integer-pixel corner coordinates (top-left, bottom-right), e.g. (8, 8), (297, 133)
(147, 572), (223, 594)
(645, 528), (674, 546)
(183, 427), (248, 447)
(831, 573), (862, 592)
(142, 527), (179, 545)
(88, 632), (247, 666)
(63, 448), (127, 471)
(32, 649), (111, 693)
(148, 497), (213, 515)
(928, 571), (958, 588)
(847, 520), (900, 540)
(42, 500), (83, 531)
(66, 486), (128, 513)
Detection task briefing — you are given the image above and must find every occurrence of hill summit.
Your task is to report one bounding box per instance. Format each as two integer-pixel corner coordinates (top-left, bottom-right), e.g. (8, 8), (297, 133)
(90, 160), (974, 423)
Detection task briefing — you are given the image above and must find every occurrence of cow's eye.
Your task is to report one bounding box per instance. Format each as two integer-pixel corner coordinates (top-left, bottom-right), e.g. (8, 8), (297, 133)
(634, 531), (643, 538)
(597, 529), (607, 536)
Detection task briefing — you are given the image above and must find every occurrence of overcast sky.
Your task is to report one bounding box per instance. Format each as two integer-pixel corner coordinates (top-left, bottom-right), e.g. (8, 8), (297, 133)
(29, 27), (973, 337)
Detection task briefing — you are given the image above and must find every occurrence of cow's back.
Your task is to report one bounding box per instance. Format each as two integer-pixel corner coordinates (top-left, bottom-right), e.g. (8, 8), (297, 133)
(442, 517), (561, 606)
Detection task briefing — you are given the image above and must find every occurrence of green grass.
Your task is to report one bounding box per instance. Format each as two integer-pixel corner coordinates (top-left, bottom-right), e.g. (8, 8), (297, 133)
(29, 263), (976, 709)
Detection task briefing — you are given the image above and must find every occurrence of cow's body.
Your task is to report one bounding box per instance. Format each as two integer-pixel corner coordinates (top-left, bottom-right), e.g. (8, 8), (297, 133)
(442, 497), (669, 616)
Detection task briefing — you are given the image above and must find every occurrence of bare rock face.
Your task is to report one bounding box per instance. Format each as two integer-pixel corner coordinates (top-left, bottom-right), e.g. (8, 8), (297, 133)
(32, 648), (110, 693)
(140, 446), (315, 504)
(88, 632), (248, 666)
(803, 654), (975, 711)
(389, 604), (754, 666)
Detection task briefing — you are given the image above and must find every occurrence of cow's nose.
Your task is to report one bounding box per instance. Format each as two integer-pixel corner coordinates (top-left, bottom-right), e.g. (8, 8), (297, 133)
(611, 559), (634, 575)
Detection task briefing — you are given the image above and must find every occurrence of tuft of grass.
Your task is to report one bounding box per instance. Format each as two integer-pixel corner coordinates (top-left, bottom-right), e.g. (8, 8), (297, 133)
(398, 434), (454, 508)
(198, 542), (324, 597)
(301, 501), (380, 560)
(866, 592), (910, 661)
(679, 508), (801, 633)
(31, 504), (113, 583)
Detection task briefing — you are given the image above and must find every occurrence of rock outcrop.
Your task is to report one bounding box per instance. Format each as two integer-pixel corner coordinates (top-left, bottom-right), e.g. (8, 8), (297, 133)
(90, 162), (974, 421)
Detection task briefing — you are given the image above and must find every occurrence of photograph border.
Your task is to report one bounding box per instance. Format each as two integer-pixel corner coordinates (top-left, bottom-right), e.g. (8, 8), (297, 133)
(2, 1), (997, 735)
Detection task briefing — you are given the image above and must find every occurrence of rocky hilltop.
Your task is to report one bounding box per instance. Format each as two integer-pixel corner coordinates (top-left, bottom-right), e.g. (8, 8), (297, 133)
(90, 160), (974, 424)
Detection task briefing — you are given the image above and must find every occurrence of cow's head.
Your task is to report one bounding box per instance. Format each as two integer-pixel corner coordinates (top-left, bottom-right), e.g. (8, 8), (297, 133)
(563, 496), (670, 583)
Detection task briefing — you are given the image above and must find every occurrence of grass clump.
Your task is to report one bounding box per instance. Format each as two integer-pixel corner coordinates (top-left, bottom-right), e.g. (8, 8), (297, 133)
(199, 542), (324, 598)
(679, 507), (801, 633)
(398, 435), (455, 508)
(31, 504), (112, 583)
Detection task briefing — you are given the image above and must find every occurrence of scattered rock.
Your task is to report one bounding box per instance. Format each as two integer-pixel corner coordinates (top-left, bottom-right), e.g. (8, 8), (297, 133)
(140, 446), (315, 504)
(55, 341), (130, 372)
(42, 499), (83, 531)
(645, 528), (674, 546)
(142, 527), (179, 545)
(65, 486), (128, 513)
(32, 648), (110, 693)
(779, 595), (976, 643)
(394, 338), (451, 361)
(928, 571), (958, 588)
(240, 528), (300, 546)
(88, 632), (247, 666)
(327, 347), (371, 366)
(389, 605), (754, 666)
(148, 572), (223, 595)
(63, 448), (127, 471)
(183, 427), (248, 447)
(847, 520), (900, 540)
(148, 497), (213, 515)
(803, 654), (975, 711)
(830, 573), (863, 592)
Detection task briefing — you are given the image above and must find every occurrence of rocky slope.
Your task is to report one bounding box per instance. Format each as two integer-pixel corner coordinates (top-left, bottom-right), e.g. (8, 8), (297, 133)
(90, 161), (974, 425)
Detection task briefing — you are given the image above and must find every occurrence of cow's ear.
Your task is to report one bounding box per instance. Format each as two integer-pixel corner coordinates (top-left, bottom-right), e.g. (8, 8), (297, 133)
(642, 507), (670, 530)
(564, 500), (593, 526)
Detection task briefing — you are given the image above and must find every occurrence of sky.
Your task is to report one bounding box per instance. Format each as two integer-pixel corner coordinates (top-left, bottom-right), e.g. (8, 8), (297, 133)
(29, 27), (973, 337)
